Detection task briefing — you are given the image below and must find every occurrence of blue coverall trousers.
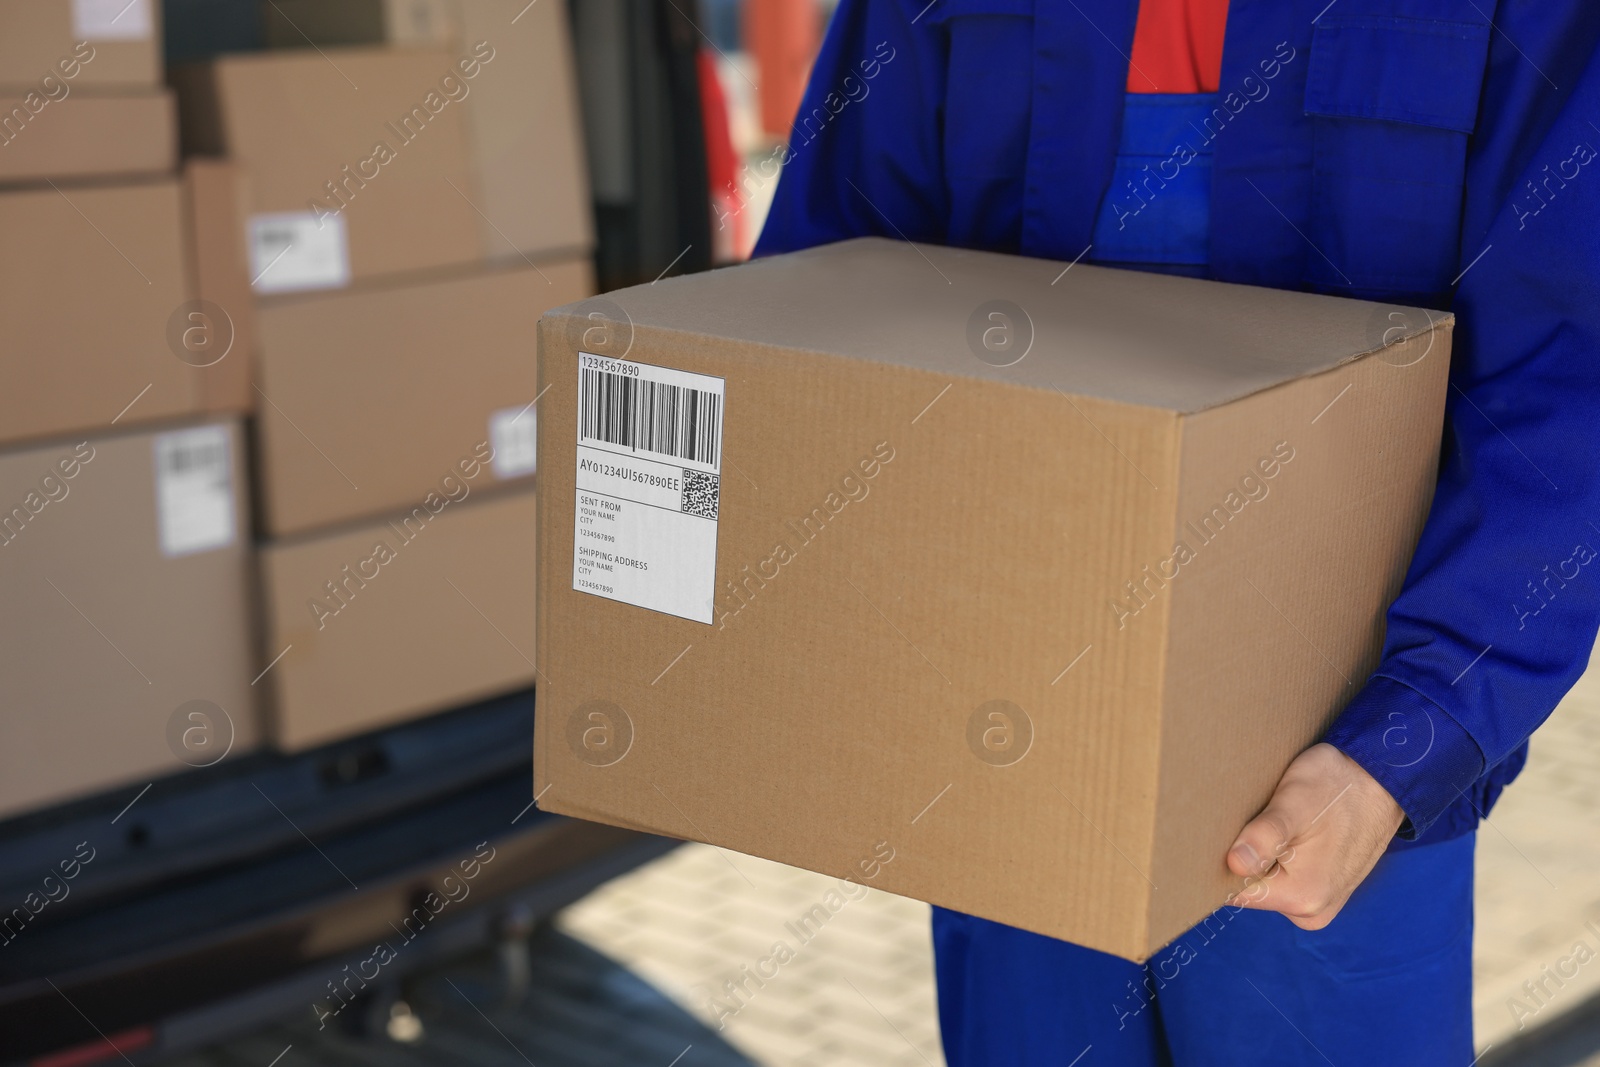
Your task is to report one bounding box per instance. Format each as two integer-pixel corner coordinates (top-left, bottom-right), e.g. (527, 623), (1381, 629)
(933, 833), (1476, 1064)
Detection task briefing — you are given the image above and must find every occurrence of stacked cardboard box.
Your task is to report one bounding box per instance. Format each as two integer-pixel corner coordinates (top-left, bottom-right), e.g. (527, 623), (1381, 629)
(254, 0), (594, 263)
(0, 167), (254, 443)
(173, 35), (595, 749)
(0, 0), (176, 182)
(0, 422), (259, 819)
(251, 260), (588, 751)
(0, 3), (261, 816)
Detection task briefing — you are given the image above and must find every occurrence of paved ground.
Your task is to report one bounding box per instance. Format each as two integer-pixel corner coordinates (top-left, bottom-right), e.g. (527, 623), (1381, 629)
(559, 846), (942, 1067)
(1474, 656), (1600, 1059)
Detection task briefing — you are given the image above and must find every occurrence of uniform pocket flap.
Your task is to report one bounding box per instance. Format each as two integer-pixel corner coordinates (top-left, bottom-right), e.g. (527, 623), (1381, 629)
(1305, 15), (1491, 133)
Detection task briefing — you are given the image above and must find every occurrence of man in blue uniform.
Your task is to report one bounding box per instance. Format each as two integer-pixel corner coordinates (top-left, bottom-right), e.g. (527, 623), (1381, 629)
(754, 1), (1600, 1061)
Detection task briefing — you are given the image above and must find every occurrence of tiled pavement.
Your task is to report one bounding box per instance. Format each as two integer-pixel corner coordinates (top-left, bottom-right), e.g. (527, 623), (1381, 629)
(562, 658), (1600, 1066)
(558, 847), (943, 1067)
(1475, 657), (1600, 1056)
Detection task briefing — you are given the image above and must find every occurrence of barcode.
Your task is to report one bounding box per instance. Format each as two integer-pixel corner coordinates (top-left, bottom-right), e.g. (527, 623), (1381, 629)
(164, 442), (225, 475)
(256, 227), (296, 247)
(580, 367), (722, 467)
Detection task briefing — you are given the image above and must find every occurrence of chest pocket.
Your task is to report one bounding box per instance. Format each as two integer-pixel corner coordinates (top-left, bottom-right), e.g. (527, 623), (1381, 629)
(1301, 14), (1493, 302)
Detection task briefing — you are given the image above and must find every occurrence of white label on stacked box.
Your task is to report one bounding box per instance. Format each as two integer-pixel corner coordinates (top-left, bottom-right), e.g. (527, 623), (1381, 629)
(573, 354), (723, 625)
(384, 0), (457, 43)
(154, 426), (235, 558)
(73, 0), (153, 40)
(248, 212), (350, 294)
(489, 404), (538, 479)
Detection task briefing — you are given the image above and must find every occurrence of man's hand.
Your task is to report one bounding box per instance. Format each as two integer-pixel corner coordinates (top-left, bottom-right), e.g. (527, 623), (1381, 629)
(1225, 742), (1405, 930)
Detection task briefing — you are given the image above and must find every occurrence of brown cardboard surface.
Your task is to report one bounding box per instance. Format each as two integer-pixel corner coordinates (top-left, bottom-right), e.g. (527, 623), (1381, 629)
(260, 0), (458, 48)
(0, 419), (258, 820)
(253, 259), (591, 536)
(258, 0), (594, 260)
(0, 0), (162, 89)
(0, 89), (174, 183)
(582, 237), (1437, 413)
(182, 158), (256, 414)
(259, 487), (538, 751)
(1145, 338), (1447, 947)
(171, 47), (485, 287)
(0, 179), (197, 447)
(533, 238), (1453, 961)
(453, 0), (593, 260)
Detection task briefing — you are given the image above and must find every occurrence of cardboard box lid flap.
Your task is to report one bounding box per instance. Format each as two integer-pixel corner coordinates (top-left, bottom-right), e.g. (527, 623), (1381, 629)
(550, 237), (1450, 414)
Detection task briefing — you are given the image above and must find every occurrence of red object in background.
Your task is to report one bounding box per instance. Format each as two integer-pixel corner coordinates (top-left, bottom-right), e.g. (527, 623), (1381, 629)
(745, 0), (819, 137)
(698, 47), (743, 261)
(1127, 0), (1230, 92)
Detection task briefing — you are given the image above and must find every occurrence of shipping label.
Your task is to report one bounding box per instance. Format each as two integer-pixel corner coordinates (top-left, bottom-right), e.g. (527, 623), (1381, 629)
(73, 0), (153, 40)
(573, 354), (723, 624)
(489, 404), (538, 479)
(154, 425), (235, 558)
(247, 212), (350, 294)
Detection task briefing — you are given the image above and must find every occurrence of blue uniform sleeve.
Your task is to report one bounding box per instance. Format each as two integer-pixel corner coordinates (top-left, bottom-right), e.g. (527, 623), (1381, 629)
(751, 0), (949, 256)
(1326, 22), (1600, 837)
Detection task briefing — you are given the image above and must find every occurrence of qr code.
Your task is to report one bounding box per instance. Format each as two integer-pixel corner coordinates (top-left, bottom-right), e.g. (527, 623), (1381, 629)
(682, 468), (719, 519)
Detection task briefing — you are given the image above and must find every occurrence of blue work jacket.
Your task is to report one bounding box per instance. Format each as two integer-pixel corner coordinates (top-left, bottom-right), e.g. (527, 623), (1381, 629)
(754, 0), (1600, 844)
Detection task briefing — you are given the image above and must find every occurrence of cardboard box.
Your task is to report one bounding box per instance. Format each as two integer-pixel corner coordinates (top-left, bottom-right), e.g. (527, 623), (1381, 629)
(182, 157), (257, 414)
(259, 488), (538, 751)
(0, 419), (258, 819)
(532, 237), (1454, 961)
(0, 0), (162, 89)
(253, 259), (591, 536)
(260, 0), (459, 48)
(259, 0), (594, 260)
(170, 48), (488, 293)
(436, 0), (594, 260)
(0, 89), (175, 183)
(1, 179), (192, 445)
(0, 174), (255, 448)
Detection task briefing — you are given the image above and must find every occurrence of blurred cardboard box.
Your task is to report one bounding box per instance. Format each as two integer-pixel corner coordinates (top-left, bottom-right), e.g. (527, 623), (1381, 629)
(0, 419), (258, 819)
(260, 487), (537, 751)
(0, 167), (254, 448)
(0, 180), (190, 446)
(182, 158), (257, 414)
(259, 0), (594, 261)
(0, 0), (162, 89)
(253, 259), (590, 536)
(260, 0), (459, 47)
(171, 47), (488, 293)
(533, 237), (1453, 962)
(0, 90), (175, 183)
